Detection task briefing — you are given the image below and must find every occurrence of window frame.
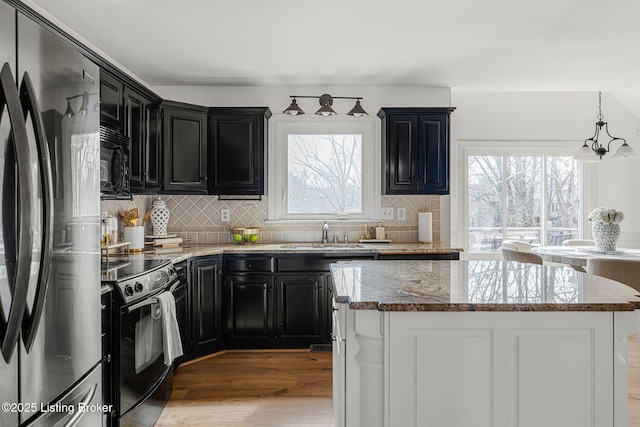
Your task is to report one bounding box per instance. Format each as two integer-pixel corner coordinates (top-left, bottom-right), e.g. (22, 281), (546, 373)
(455, 140), (594, 258)
(268, 115), (380, 221)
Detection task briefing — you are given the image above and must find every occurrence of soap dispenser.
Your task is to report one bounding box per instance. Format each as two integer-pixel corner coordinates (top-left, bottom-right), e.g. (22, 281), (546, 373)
(375, 222), (385, 240)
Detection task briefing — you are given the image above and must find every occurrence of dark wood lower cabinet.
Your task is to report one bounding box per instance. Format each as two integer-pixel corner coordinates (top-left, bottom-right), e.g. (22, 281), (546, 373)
(275, 274), (326, 346)
(190, 256), (224, 356)
(183, 252), (459, 353)
(223, 274), (274, 347)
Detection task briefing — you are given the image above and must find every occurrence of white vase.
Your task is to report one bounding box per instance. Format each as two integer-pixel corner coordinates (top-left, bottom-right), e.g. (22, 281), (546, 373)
(150, 197), (170, 236)
(591, 222), (620, 253)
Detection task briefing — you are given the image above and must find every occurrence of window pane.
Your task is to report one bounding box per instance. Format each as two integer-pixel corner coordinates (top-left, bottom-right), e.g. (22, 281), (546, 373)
(468, 152), (581, 253)
(506, 156), (541, 244)
(468, 156), (503, 252)
(287, 134), (362, 214)
(546, 156), (579, 245)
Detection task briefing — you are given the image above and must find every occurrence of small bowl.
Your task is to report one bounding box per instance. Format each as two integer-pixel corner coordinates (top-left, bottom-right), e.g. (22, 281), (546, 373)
(231, 227), (260, 244)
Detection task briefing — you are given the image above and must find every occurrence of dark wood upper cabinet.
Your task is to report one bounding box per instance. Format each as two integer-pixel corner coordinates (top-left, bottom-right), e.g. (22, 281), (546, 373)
(124, 86), (161, 191)
(99, 70), (124, 131)
(207, 107), (271, 195)
(379, 107), (455, 195)
(162, 101), (208, 193)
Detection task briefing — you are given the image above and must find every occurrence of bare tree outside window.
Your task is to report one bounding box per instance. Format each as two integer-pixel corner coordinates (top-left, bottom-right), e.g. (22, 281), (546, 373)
(288, 134), (362, 214)
(468, 154), (579, 252)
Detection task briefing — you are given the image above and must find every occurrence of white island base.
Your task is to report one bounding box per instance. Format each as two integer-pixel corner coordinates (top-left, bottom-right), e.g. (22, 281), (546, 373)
(334, 307), (639, 427)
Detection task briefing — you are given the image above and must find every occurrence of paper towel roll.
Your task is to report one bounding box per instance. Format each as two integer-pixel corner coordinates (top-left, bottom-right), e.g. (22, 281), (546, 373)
(123, 226), (145, 250)
(418, 212), (433, 243)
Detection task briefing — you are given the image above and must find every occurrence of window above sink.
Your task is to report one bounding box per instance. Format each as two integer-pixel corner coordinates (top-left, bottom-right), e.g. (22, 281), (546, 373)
(268, 116), (381, 221)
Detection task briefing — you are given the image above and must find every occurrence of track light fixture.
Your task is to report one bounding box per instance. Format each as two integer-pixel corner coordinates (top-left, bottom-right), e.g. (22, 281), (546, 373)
(282, 94), (368, 117)
(574, 92), (636, 161)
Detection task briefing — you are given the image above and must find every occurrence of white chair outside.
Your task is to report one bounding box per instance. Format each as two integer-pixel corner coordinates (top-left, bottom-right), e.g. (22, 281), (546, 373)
(501, 247), (543, 265)
(501, 240), (533, 252)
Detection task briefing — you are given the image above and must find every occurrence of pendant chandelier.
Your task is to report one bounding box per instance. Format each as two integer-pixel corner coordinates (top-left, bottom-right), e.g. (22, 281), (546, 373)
(574, 92), (636, 161)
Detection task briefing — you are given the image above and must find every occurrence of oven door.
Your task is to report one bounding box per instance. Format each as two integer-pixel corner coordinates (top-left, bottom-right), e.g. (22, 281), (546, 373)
(118, 286), (180, 422)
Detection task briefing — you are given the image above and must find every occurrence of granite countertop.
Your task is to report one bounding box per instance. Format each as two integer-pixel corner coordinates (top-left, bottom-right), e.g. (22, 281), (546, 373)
(330, 260), (640, 312)
(116, 242), (463, 264)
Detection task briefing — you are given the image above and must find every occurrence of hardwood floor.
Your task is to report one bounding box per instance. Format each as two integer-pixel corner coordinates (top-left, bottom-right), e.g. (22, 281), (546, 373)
(157, 335), (640, 426)
(155, 350), (334, 427)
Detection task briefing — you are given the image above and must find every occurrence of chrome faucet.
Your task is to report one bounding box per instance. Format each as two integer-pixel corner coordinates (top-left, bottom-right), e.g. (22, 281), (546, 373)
(322, 221), (329, 244)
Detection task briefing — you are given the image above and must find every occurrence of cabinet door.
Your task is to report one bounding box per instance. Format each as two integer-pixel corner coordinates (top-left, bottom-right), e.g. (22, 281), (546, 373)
(163, 106), (207, 193)
(100, 70), (124, 131)
(124, 86), (146, 189)
(191, 256), (223, 355)
(381, 108), (453, 195)
(145, 106), (162, 189)
(418, 113), (449, 194)
(275, 274), (327, 345)
(173, 282), (189, 362)
(208, 109), (268, 195)
(224, 274), (273, 347)
(386, 114), (419, 193)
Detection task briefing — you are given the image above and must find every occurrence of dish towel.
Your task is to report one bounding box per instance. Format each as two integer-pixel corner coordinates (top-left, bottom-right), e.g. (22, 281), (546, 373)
(155, 291), (184, 366)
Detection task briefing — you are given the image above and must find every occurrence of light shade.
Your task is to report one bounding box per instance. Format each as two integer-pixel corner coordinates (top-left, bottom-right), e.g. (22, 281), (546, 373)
(63, 100), (74, 118)
(347, 99), (368, 117)
(283, 98), (305, 115)
(573, 144), (600, 162)
(315, 94), (337, 116)
(612, 142), (637, 158)
(315, 104), (337, 116)
(78, 92), (89, 115)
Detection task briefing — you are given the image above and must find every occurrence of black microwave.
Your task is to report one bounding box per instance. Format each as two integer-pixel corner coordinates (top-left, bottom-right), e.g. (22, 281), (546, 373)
(100, 125), (132, 200)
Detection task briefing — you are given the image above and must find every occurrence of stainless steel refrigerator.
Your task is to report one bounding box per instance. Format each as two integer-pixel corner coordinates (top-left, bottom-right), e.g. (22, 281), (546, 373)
(1, 2), (103, 426)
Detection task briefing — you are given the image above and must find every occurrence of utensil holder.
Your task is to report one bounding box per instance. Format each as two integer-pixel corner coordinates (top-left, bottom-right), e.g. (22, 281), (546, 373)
(123, 226), (145, 252)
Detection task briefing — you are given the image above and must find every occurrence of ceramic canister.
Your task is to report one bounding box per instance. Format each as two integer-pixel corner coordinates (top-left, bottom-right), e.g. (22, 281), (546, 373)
(150, 196), (170, 236)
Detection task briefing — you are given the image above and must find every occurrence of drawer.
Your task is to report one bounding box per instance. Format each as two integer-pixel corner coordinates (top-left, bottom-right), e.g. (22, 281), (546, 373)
(226, 256), (275, 272)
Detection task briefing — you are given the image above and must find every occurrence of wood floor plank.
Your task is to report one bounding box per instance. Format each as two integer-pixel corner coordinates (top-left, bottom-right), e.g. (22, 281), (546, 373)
(157, 335), (640, 426)
(155, 350), (334, 427)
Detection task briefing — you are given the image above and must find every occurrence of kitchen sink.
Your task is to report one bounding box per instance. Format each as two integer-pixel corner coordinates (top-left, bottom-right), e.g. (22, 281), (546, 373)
(280, 243), (366, 249)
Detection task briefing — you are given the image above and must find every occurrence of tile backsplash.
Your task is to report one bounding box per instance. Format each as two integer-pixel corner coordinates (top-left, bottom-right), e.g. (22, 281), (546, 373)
(101, 194), (441, 244)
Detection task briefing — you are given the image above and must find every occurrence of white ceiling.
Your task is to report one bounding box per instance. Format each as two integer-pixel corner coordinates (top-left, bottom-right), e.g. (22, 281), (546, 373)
(27, 0), (640, 91)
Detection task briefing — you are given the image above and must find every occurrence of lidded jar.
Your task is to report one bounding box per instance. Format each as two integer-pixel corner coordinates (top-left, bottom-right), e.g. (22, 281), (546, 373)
(150, 196), (170, 236)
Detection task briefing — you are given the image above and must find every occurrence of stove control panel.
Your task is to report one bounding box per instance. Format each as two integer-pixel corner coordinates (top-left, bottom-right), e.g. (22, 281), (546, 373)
(116, 262), (178, 304)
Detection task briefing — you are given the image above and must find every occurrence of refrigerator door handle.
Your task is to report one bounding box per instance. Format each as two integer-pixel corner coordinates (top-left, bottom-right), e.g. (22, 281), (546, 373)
(19, 71), (54, 352)
(0, 62), (34, 363)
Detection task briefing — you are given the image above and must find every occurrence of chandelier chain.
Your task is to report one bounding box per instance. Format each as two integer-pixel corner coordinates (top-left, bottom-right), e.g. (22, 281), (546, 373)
(597, 91), (604, 121)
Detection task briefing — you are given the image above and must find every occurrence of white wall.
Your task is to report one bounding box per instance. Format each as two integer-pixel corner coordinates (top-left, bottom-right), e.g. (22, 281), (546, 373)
(152, 85), (452, 113)
(452, 91), (640, 248)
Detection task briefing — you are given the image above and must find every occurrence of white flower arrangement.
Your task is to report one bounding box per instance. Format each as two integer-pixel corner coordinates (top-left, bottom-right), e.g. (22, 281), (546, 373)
(588, 207), (625, 224)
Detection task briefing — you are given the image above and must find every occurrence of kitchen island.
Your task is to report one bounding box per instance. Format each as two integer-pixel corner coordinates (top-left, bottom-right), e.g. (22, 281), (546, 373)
(330, 260), (640, 427)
